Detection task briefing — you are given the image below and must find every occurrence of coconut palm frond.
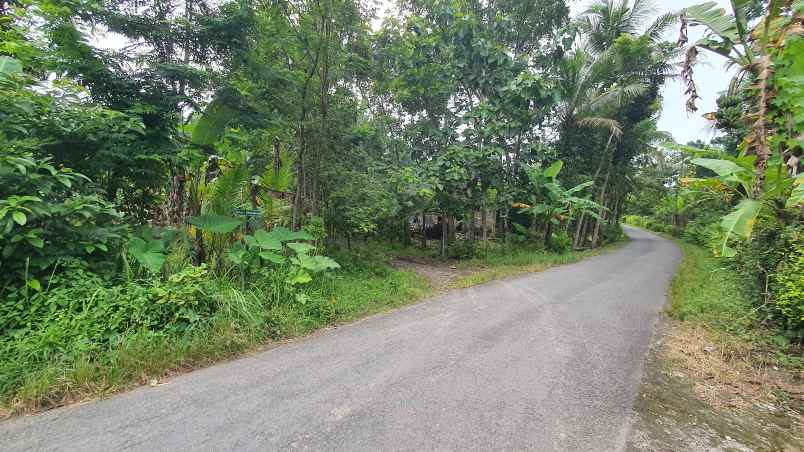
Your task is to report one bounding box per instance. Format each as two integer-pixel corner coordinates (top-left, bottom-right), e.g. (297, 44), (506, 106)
(577, 116), (623, 138)
(588, 82), (648, 111)
(645, 12), (679, 43)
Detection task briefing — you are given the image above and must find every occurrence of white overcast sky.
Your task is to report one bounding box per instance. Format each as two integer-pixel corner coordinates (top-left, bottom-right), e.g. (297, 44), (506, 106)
(96, 0), (731, 145)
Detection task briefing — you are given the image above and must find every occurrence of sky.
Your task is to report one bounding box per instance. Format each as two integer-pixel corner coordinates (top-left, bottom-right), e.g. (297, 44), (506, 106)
(95, 0), (732, 145)
(570, 0), (733, 145)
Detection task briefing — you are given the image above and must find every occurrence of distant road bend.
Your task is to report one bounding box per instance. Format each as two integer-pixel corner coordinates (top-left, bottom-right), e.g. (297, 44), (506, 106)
(1, 227), (681, 451)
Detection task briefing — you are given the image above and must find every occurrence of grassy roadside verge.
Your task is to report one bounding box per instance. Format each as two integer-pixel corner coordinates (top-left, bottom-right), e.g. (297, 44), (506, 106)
(451, 241), (625, 288)
(627, 233), (802, 450)
(659, 240), (802, 429)
(1, 240), (623, 418)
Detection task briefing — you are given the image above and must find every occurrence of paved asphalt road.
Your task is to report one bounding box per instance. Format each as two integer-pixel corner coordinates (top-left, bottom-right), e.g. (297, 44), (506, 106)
(1, 227), (681, 451)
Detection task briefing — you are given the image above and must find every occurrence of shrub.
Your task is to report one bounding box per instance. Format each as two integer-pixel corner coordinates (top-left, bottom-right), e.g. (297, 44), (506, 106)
(682, 216), (721, 249)
(548, 231), (572, 254)
(731, 215), (791, 309)
(773, 240), (804, 337)
(599, 222), (624, 244)
(0, 149), (126, 290)
(447, 239), (477, 259)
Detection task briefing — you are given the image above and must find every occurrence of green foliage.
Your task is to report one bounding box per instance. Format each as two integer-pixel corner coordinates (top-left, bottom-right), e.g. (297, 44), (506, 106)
(774, 242), (804, 335)
(548, 230), (572, 254)
(668, 241), (757, 335)
(325, 172), (399, 236)
(788, 174), (804, 208)
(0, 56), (22, 77)
(127, 236), (168, 275)
(187, 214), (243, 234)
(0, 149), (126, 289)
(447, 239), (477, 259)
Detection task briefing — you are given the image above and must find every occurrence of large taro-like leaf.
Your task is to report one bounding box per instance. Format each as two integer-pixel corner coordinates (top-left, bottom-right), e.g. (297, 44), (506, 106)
(543, 160), (564, 180)
(191, 98), (236, 146)
(187, 214), (242, 234)
(128, 237), (167, 274)
(719, 199), (761, 257)
(288, 270), (313, 286)
(287, 242), (315, 255)
(690, 158), (745, 177)
(259, 251), (287, 264)
(292, 254), (340, 273)
(269, 226), (313, 243)
(244, 229), (283, 250)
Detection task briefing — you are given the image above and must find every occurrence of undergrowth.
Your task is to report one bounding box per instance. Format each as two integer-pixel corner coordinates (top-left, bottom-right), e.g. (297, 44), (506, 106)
(667, 240), (803, 372)
(1, 237), (620, 416)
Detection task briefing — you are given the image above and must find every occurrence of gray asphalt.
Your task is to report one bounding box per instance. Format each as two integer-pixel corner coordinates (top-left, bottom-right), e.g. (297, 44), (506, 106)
(0, 227), (681, 451)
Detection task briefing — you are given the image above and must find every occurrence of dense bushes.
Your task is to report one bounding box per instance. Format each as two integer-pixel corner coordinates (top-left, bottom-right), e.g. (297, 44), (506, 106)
(0, 245), (429, 409)
(774, 242), (804, 335)
(0, 150), (127, 290)
(625, 208), (803, 340)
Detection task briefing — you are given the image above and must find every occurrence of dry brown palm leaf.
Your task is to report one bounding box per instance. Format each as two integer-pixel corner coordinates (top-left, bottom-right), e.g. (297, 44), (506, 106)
(682, 46), (700, 113)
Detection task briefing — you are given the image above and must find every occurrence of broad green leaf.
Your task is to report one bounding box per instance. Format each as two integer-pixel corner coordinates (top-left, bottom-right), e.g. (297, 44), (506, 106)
(227, 246), (249, 266)
(191, 98), (237, 146)
(543, 160), (564, 179)
(127, 237), (167, 274)
(719, 199), (761, 256)
(268, 226), (313, 243)
(287, 242), (315, 255)
(187, 214), (242, 234)
(259, 251), (286, 264)
(294, 254), (340, 273)
(0, 56), (22, 77)
(566, 181), (594, 195)
(26, 279), (41, 292)
(690, 158), (744, 177)
(288, 270), (312, 285)
(12, 211), (26, 225)
(685, 2), (739, 42)
(248, 229), (283, 250)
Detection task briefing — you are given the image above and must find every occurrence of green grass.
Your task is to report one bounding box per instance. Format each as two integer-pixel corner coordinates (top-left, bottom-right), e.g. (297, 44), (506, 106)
(666, 240), (802, 369)
(1, 262), (430, 416)
(668, 241), (756, 335)
(1, 238), (627, 416)
(452, 241), (626, 288)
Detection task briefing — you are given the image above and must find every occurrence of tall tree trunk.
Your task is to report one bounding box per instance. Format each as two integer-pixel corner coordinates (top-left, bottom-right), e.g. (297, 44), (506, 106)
(481, 206), (487, 242)
(591, 170), (611, 248)
(501, 207), (509, 243)
(440, 216), (448, 257)
(573, 213), (586, 250)
(421, 211), (427, 249)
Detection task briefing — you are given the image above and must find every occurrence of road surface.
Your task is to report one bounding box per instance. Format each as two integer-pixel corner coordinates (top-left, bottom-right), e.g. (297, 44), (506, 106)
(1, 227), (681, 451)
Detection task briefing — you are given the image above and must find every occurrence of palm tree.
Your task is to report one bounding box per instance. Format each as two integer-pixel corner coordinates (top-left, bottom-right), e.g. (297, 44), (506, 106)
(579, 0), (679, 53)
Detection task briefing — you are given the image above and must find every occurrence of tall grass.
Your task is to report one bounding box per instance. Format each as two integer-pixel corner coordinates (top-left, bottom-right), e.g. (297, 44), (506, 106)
(666, 240), (802, 369)
(1, 261), (430, 415)
(1, 238), (624, 416)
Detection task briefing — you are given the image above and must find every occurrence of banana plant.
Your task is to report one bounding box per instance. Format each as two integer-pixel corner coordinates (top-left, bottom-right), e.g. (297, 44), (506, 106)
(519, 160), (604, 245)
(691, 154), (795, 256)
(679, 1), (798, 195)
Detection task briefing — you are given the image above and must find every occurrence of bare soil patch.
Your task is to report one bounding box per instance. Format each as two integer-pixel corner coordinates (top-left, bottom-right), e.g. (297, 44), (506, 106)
(627, 319), (803, 452)
(389, 257), (477, 292)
